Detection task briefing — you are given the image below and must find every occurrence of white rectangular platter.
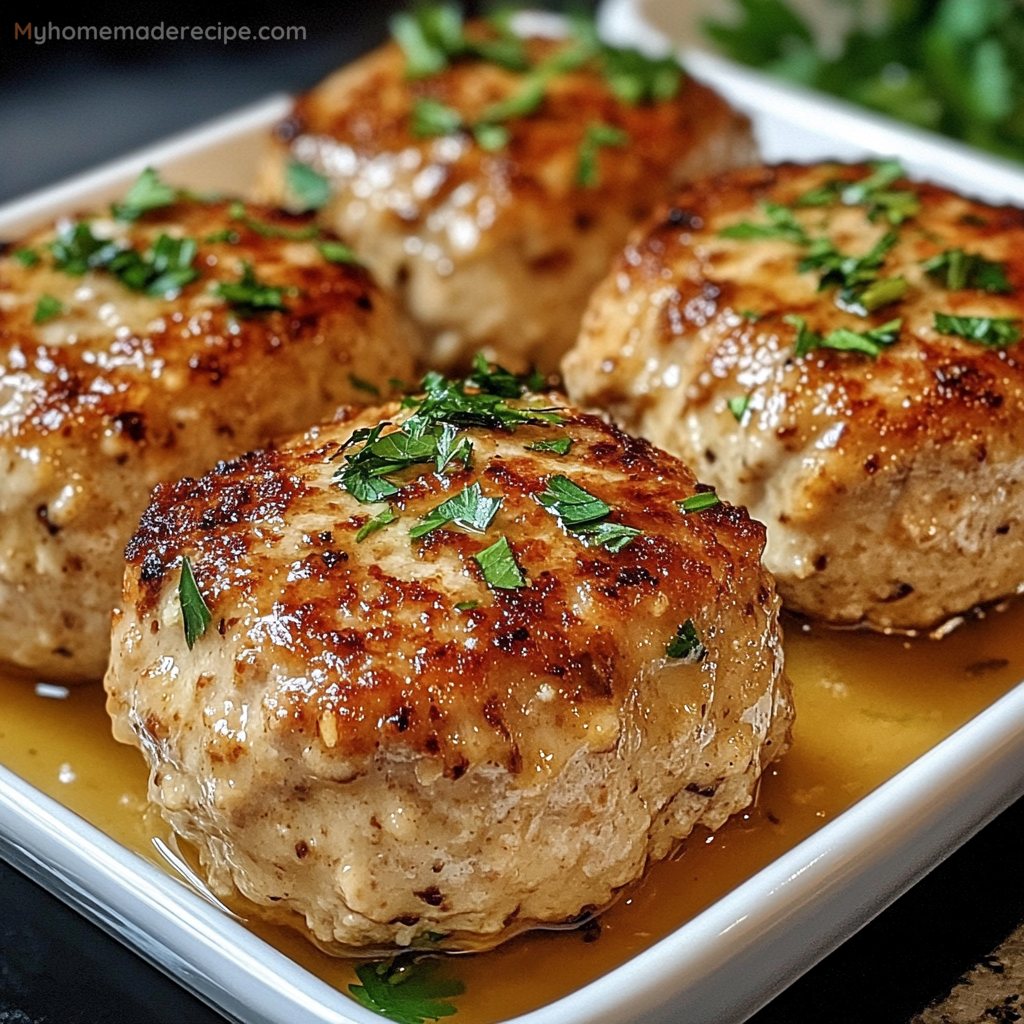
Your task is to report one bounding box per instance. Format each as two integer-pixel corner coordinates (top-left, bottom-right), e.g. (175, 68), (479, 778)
(3, 18), (1024, 1023)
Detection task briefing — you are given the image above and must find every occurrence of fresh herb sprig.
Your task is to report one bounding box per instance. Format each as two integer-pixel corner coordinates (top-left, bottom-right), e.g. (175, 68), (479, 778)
(473, 534), (527, 589)
(112, 167), (180, 222)
(796, 161), (920, 225)
(178, 556), (212, 650)
(213, 261), (289, 317)
(356, 507), (399, 543)
(33, 294), (64, 324)
(536, 474), (641, 553)
(922, 249), (1012, 294)
(666, 619), (707, 662)
(719, 202), (811, 244)
(409, 482), (502, 540)
(576, 123), (629, 188)
(350, 956), (464, 1024)
(933, 312), (1020, 348)
(799, 230), (906, 314)
(786, 313), (902, 358)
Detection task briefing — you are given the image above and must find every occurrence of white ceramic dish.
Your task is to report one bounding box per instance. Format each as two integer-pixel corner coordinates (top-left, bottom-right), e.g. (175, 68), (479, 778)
(3, 13), (1024, 1023)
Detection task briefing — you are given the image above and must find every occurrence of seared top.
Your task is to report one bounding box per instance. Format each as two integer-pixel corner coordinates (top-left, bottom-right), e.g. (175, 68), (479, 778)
(274, 18), (745, 243)
(122, 375), (773, 777)
(0, 192), (382, 444)
(594, 162), (1024, 489)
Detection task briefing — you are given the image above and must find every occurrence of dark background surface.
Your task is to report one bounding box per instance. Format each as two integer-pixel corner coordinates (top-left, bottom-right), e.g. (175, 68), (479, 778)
(4, 1), (1024, 1021)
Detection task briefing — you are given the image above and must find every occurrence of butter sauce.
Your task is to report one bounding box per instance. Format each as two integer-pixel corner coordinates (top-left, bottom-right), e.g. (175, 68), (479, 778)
(2, 601), (1023, 1023)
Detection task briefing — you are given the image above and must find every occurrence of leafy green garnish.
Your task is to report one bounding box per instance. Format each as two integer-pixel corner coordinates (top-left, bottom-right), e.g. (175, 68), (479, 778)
(454, 600), (479, 611)
(525, 437), (573, 456)
(33, 294), (64, 324)
(112, 167), (179, 221)
(666, 619), (707, 662)
(356, 507), (399, 543)
(350, 957), (464, 1024)
(412, 98), (464, 138)
(178, 556), (212, 650)
(472, 122), (511, 151)
(677, 491), (721, 513)
(410, 483), (502, 540)
(474, 534), (527, 589)
(204, 228), (240, 244)
(719, 202), (810, 244)
(349, 374), (381, 397)
(213, 261), (288, 317)
(933, 312), (1020, 348)
(286, 161), (331, 213)
(786, 313), (902, 358)
(576, 123), (629, 188)
(319, 241), (364, 266)
(226, 202), (319, 241)
(922, 249), (1012, 293)
(727, 395), (750, 421)
(704, 0), (1024, 166)
(796, 162), (920, 225)
(479, 76), (547, 123)
(536, 474), (642, 553)
(12, 248), (40, 268)
(50, 222), (120, 275)
(599, 46), (683, 104)
(739, 309), (764, 322)
(390, 4), (464, 78)
(798, 230), (906, 315)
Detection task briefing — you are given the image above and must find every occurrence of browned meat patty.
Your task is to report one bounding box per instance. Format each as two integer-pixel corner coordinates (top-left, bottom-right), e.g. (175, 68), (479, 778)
(563, 162), (1024, 631)
(104, 366), (791, 952)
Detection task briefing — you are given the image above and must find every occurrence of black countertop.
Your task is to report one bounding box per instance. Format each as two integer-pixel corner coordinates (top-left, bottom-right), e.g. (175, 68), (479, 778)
(3, 2), (1024, 1021)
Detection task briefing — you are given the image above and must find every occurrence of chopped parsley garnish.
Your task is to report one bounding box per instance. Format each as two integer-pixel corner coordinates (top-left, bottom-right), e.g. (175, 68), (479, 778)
(350, 957), (464, 1024)
(677, 491), (721, 513)
(786, 313), (902, 359)
(922, 249), (1012, 294)
(50, 223), (199, 298)
(412, 98), (464, 138)
(719, 202), (810, 244)
(33, 294), (64, 324)
(204, 228), (240, 244)
(474, 534), (527, 589)
(213, 261), (288, 317)
(390, 4), (464, 78)
(666, 619), (707, 662)
(795, 161), (919, 225)
(356, 507), (398, 543)
(739, 309), (764, 322)
(409, 482), (502, 539)
(479, 76), (547, 123)
(933, 312), (1021, 348)
(112, 167), (179, 221)
(286, 160), (331, 213)
(472, 122), (511, 151)
(525, 437), (573, 456)
(536, 474), (641, 553)
(335, 362), (559, 506)
(319, 241), (364, 266)
(576, 123), (629, 188)
(178, 556), (212, 650)
(454, 600), (478, 611)
(12, 248), (40, 267)
(798, 230), (905, 315)
(349, 374), (381, 397)
(727, 395), (750, 421)
(226, 202), (319, 241)
(599, 45), (682, 104)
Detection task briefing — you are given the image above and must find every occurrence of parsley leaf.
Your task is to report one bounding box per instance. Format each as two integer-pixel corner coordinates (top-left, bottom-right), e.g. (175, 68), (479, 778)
(12, 248), (40, 268)
(319, 241), (364, 266)
(798, 230), (906, 315)
(727, 395), (750, 421)
(178, 556), (212, 650)
(33, 294), (64, 324)
(409, 483), (502, 539)
(286, 161), (331, 213)
(478, 76), (547, 124)
(933, 312), (1021, 348)
(50, 222), (120, 275)
(349, 374), (381, 397)
(666, 619), (707, 662)
(472, 122), (511, 151)
(677, 491), (721, 513)
(796, 162), (920, 225)
(536, 474), (642, 553)
(350, 957), (464, 1024)
(227, 202), (320, 241)
(599, 46), (683, 104)
(719, 202), (810, 244)
(922, 249), (1012, 293)
(786, 314), (902, 358)
(213, 261), (288, 317)
(474, 534), (526, 589)
(412, 98), (464, 138)
(576, 123), (629, 188)
(356, 507), (398, 543)
(525, 437), (572, 455)
(390, 4), (465, 79)
(112, 167), (179, 221)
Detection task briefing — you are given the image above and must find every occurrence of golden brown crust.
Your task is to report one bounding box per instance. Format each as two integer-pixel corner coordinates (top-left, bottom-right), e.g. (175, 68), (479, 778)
(0, 196), (420, 680)
(256, 26), (756, 371)
(564, 162), (1024, 629)
(121, 401), (770, 770)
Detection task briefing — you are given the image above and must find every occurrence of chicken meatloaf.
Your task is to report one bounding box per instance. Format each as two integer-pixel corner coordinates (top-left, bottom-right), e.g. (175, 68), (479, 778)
(0, 173), (418, 680)
(255, 9), (755, 373)
(563, 161), (1024, 631)
(105, 364), (792, 952)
